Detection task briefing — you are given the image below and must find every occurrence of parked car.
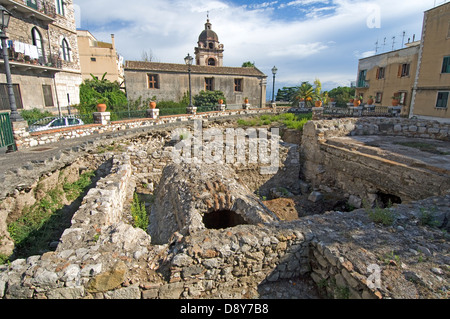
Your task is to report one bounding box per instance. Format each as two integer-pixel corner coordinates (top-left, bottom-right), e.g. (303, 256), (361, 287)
(29, 116), (84, 133)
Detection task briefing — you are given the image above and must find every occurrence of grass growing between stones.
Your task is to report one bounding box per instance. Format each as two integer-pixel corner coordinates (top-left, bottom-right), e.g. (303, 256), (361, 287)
(131, 193), (149, 231)
(6, 171), (96, 261)
(237, 113), (312, 131)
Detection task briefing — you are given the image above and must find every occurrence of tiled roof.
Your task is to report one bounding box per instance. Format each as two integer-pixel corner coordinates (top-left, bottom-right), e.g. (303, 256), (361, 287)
(125, 61), (267, 77)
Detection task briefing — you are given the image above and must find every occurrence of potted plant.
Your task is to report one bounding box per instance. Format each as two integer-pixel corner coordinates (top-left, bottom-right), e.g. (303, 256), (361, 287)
(244, 97), (249, 104)
(391, 96), (400, 106)
(218, 98), (224, 105)
(353, 96), (362, 107)
(367, 96), (374, 105)
(149, 101), (157, 109)
(96, 98), (108, 112)
(315, 100), (323, 108)
(24, 55), (31, 63)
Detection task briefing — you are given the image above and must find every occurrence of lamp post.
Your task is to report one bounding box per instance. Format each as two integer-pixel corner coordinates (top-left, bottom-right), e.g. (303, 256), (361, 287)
(0, 5), (23, 122)
(184, 53), (195, 113)
(271, 66), (278, 104)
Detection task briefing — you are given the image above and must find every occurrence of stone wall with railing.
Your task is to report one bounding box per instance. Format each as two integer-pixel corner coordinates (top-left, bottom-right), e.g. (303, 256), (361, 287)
(11, 108), (290, 150)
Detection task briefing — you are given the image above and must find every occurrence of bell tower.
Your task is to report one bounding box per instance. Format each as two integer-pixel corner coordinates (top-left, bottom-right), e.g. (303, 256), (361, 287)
(195, 16), (224, 66)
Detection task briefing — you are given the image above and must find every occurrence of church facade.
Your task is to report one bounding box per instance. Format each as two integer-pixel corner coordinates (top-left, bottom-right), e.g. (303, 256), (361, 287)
(124, 19), (267, 109)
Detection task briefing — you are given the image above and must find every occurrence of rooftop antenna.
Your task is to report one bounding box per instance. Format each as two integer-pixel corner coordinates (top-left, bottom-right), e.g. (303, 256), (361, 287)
(375, 39), (380, 54)
(392, 36), (396, 51)
(401, 31), (406, 48)
(382, 37), (386, 52)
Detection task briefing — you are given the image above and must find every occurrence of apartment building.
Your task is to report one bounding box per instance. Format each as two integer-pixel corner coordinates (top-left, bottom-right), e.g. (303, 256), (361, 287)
(410, 2), (450, 122)
(355, 42), (420, 117)
(77, 30), (124, 84)
(0, 0), (82, 114)
(355, 2), (450, 121)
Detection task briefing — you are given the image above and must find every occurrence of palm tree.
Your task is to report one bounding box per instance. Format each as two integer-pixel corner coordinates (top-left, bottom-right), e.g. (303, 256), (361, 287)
(293, 82), (315, 107)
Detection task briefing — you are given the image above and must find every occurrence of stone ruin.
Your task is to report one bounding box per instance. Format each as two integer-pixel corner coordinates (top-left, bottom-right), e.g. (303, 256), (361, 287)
(0, 117), (449, 300)
(149, 163), (279, 244)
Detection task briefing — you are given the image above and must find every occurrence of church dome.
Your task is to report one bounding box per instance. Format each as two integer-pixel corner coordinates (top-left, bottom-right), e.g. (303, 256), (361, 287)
(198, 19), (219, 42)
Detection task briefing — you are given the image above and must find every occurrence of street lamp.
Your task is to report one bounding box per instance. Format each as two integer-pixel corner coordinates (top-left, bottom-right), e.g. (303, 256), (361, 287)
(271, 66), (278, 104)
(0, 5), (23, 122)
(184, 53), (194, 108)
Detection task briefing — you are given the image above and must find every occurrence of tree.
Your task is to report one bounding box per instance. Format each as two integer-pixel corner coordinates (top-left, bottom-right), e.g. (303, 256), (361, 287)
(276, 87), (299, 102)
(141, 49), (158, 62)
(193, 90), (226, 107)
(292, 82), (315, 107)
(242, 61), (255, 67)
(78, 72), (128, 114)
(328, 86), (355, 107)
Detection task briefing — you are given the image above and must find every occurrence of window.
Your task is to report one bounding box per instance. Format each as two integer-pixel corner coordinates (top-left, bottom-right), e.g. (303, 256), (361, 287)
(27, 0), (38, 10)
(357, 70), (367, 87)
(375, 92), (383, 103)
(42, 85), (54, 107)
(234, 79), (243, 92)
(67, 118), (81, 125)
(436, 92), (449, 109)
(442, 56), (450, 74)
(90, 57), (97, 62)
(147, 74), (159, 89)
(0, 84), (23, 110)
(376, 67), (385, 80)
(55, 0), (65, 16)
(50, 118), (66, 127)
(205, 78), (214, 91)
(398, 63), (410, 77)
(393, 92), (407, 105)
(32, 27), (43, 59)
(61, 38), (70, 61)
(208, 58), (216, 66)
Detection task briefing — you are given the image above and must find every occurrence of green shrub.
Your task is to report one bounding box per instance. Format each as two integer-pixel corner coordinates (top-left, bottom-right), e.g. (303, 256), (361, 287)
(131, 193), (148, 231)
(20, 108), (54, 125)
(368, 207), (395, 226)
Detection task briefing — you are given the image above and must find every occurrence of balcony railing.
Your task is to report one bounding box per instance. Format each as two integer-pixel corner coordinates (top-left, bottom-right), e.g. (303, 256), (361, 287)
(0, 0), (56, 22)
(1, 41), (62, 70)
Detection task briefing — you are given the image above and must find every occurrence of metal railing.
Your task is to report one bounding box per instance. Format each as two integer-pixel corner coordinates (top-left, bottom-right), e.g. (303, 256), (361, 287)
(0, 112), (16, 150)
(323, 105), (402, 118)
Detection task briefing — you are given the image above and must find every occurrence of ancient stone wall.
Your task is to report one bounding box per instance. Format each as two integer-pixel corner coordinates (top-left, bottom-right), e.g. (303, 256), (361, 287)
(301, 117), (450, 206)
(1, 152), (448, 299)
(13, 108), (289, 150)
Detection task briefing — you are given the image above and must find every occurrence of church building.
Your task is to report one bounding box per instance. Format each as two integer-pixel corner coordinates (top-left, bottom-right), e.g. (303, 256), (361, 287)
(124, 19), (267, 109)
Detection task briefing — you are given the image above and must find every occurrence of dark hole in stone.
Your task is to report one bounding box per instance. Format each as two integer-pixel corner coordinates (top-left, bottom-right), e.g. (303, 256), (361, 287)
(203, 210), (248, 230)
(376, 192), (402, 208)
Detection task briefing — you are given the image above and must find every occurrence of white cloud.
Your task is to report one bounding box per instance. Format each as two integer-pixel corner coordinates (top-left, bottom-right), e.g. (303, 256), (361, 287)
(74, 0), (437, 94)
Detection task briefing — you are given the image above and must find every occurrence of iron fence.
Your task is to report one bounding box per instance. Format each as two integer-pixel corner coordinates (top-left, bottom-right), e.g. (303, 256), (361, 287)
(0, 112), (16, 150)
(323, 105), (402, 118)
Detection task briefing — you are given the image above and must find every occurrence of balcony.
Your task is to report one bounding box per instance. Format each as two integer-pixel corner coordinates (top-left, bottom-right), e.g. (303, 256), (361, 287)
(1, 41), (62, 74)
(357, 80), (369, 88)
(0, 0), (55, 24)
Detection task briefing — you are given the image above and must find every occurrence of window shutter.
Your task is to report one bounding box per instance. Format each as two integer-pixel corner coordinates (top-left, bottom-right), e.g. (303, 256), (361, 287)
(398, 65), (402, 77)
(376, 68), (380, 80)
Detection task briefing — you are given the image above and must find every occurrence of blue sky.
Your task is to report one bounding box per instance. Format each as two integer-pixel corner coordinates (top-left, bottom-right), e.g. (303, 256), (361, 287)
(74, 0), (448, 96)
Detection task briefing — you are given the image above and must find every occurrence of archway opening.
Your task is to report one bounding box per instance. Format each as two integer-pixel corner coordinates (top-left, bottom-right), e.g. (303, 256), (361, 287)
(203, 210), (248, 229)
(208, 58), (216, 66)
(376, 192), (402, 208)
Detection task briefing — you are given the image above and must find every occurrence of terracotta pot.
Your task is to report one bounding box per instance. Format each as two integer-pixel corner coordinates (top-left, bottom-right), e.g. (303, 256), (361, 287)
(353, 100), (361, 107)
(315, 101), (323, 108)
(392, 99), (399, 106)
(244, 98), (249, 104)
(150, 101), (157, 109)
(96, 103), (107, 112)
(330, 98), (335, 102)
(349, 99), (354, 103)
(218, 99), (224, 105)
(367, 98), (374, 105)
